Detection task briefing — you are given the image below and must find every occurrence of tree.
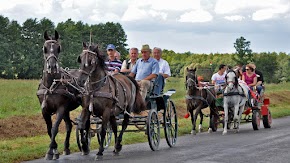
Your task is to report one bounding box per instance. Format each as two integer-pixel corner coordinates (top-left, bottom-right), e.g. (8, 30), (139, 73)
(233, 36), (253, 65)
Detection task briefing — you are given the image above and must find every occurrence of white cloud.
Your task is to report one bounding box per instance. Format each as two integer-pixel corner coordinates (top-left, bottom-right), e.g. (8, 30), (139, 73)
(151, 0), (201, 11)
(224, 15), (245, 21)
(215, 0), (290, 18)
(252, 4), (290, 21)
(179, 9), (213, 23)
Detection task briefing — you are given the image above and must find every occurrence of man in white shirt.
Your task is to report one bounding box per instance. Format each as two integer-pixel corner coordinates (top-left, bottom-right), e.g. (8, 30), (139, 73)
(153, 47), (171, 78)
(211, 64), (227, 85)
(152, 47), (171, 95)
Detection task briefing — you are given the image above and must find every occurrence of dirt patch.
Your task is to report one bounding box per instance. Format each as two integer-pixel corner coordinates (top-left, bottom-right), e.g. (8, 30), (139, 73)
(0, 114), (76, 140)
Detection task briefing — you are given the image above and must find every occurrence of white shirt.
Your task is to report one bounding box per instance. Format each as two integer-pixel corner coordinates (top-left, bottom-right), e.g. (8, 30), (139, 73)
(211, 72), (226, 85)
(157, 58), (171, 76)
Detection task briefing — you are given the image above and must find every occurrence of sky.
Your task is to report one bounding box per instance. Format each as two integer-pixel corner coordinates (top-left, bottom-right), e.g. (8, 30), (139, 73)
(0, 0), (290, 53)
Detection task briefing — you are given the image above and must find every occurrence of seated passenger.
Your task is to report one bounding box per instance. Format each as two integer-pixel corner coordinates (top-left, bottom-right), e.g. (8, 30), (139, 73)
(152, 47), (171, 95)
(249, 63), (264, 95)
(120, 47), (138, 75)
(105, 44), (122, 73)
(211, 64), (227, 92)
(242, 64), (257, 105)
(129, 44), (159, 100)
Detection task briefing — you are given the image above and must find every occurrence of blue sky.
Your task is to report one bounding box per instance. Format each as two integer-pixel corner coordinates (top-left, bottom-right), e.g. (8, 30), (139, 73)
(1, 0), (290, 53)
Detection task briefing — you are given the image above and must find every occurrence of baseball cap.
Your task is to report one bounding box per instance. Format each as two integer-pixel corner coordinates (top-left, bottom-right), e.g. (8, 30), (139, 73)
(106, 44), (116, 50)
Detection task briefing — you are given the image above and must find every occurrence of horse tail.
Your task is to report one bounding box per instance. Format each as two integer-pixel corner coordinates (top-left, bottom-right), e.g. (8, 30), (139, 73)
(127, 76), (146, 113)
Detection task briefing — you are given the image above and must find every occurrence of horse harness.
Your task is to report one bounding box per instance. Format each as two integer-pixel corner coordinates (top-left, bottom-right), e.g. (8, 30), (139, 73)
(37, 68), (85, 112)
(86, 73), (129, 116)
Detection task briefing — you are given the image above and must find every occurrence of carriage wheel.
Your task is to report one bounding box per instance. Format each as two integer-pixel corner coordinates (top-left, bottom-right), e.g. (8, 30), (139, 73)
(252, 110), (261, 130)
(76, 127), (91, 152)
(263, 109), (272, 128)
(97, 122), (113, 149)
(210, 115), (219, 132)
(147, 109), (160, 151)
(164, 100), (178, 147)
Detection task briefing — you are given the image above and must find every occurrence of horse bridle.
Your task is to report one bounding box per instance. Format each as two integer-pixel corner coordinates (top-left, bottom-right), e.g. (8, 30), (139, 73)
(186, 73), (198, 90)
(43, 40), (60, 74)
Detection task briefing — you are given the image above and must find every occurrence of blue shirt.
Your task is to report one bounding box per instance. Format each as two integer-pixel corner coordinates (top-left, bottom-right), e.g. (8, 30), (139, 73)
(131, 57), (159, 80)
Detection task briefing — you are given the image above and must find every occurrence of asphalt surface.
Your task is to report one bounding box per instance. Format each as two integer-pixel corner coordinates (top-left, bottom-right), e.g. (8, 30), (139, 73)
(25, 116), (290, 163)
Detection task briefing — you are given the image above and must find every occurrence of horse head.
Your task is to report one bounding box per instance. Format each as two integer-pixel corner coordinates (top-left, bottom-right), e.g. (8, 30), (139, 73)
(225, 70), (238, 89)
(185, 67), (198, 90)
(78, 42), (105, 74)
(43, 30), (61, 74)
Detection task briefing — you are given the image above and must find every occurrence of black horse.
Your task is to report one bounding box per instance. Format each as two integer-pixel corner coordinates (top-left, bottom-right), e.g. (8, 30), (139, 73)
(185, 67), (218, 134)
(77, 43), (146, 159)
(37, 31), (85, 160)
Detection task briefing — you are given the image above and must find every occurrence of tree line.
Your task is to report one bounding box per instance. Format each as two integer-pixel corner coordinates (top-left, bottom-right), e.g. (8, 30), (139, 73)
(0, 15), (289, 83)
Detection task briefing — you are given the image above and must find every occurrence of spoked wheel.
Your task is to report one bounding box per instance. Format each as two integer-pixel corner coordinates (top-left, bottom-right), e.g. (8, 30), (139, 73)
(263, 109), (272, 128)
(164, 100), (178, 147)
(252, 110), (261, 130)
(97, 122), (113, 149)
(147, 109), (160, 151)
(76, 127), (91, 152)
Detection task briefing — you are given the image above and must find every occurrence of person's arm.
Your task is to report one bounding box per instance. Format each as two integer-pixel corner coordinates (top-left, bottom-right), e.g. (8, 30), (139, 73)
(143, 74), (157, 80)
(161, 61), (171, 79)
(249, 76), (257, 86)
(242, 74), (245, 82)
(129, 72), (135, 78)
(211, 74), (216, 84)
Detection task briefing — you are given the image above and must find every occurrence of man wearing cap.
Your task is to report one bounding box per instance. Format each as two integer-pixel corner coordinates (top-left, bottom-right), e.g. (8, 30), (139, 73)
(105, 44), (122, 73)
(129, 44), (159, 100)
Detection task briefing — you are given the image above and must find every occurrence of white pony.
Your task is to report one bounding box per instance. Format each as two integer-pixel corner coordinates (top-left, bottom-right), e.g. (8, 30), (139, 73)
(223, 69), (248, 135)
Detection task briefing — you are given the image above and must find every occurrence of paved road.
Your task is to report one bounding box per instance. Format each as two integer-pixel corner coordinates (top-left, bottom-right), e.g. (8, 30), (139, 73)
(26, 116), (290, 163)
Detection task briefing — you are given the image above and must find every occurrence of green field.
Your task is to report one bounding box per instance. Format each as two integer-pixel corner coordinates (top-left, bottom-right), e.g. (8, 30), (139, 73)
(0, 78), (290, 163)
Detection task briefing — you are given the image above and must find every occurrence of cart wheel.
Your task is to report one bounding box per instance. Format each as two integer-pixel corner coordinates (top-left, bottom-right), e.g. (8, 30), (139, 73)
(164, 100), (178, 147)
(97, 122), (113, 149)
(210, 115), (219, 132)
(147, 109), (160, 151)
(263, 109), (272, 128)
(76, 127), (91, 152)
(252, 110), (260, 130)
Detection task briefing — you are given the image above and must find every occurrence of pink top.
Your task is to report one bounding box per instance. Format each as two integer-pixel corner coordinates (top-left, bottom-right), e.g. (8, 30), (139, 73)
(243, 72), (256, 85)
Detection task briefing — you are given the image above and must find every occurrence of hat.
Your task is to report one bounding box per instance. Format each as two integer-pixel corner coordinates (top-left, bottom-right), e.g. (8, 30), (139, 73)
(141, 44), (151, 52)
(106, 44), (116, 50)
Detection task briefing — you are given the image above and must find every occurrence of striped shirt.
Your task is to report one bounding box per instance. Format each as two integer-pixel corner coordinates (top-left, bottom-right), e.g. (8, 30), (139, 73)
(105, 59), (122, 72)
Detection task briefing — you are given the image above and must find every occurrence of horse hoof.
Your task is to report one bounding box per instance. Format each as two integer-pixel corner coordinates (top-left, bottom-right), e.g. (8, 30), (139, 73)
(208, 128), (213, 133)
(114, 144), (122, 153)
(82, 150), (90, 155)
(53, 153), (60, 160)
(113, 150), (120, 156)
(95, 155), (103, 161)
(222, 132), (227, 135)
(190, 130), (196, 135)
(45, 153), (53, 160)
(63, 149), (70, 155)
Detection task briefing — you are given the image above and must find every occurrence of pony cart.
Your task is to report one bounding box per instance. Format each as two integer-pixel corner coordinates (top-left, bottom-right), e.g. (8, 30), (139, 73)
(75, 79), (178, 152)
(185, 67), (272, 135)
(211, 71), (272, 134)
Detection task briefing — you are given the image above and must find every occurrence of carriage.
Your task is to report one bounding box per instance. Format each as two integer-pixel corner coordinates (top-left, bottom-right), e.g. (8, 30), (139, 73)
(188, 67), (272, 133)
(212, 88), (272, 131)
(75, 75), (178, 152)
